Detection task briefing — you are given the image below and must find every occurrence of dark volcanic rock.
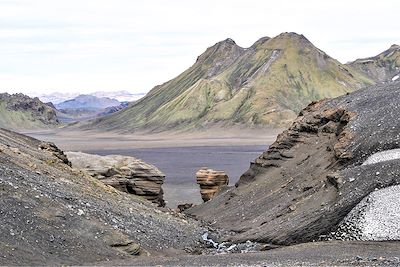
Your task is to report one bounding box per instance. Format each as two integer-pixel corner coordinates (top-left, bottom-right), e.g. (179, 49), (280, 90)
(39, 141), (71, 166)
(187, 81), (400, 245)
(66, 151), (165, 206)
(177, 203), (194, 213)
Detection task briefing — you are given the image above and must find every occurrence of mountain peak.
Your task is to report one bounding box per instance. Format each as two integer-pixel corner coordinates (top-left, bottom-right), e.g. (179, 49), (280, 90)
(222, 38), (236, 45)
(276, 32), (308, 40)
(211, 37), (240, 52)
(390, 44), (400, 49)
(195, 37), (244, 70)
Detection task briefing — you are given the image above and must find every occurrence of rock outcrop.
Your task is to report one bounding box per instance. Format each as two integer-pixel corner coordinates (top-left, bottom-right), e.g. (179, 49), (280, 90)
(66, 152), (165, 206)
(187, 81), (400, 245)
(196, 168), (229, 202)
(38, 141), (71, 166)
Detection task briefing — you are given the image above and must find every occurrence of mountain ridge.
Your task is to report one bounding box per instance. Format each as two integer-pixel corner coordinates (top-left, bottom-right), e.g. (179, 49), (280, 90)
(35, 91), (145, 104)
(84, 32), (374, 132)
(55, 94), (129, 123)
(56, 94), (120, 110)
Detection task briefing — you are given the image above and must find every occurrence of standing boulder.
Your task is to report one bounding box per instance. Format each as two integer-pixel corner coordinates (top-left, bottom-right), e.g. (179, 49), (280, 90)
(196, 168), (229, 202)
(66, 151), (165, 206)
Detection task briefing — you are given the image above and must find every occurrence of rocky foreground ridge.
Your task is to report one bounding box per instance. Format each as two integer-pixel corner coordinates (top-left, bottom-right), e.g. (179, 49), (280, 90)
(188, 81), (400, 245)
(0, 128), (205, 265)
(66, 152), (165, 206)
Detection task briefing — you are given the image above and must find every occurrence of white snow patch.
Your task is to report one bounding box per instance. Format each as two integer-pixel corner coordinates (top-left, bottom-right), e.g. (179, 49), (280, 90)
(392, 75), (399, 81)
(362, 148), (400, 165)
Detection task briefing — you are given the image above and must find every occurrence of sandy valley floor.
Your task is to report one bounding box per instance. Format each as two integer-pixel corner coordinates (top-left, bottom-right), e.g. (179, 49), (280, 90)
(24, 128), (280, 207)
(24, 127), (281, 150)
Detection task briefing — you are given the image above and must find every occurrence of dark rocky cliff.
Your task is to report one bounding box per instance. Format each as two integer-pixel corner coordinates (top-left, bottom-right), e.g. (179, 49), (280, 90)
(188, 81), (400, 245)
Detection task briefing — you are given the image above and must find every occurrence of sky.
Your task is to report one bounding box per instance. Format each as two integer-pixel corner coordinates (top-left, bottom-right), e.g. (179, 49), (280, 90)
(0, 0), (399, 96)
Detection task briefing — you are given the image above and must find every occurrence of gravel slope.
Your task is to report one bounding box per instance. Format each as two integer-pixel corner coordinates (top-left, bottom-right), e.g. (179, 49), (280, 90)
(0, 128), (206, 265)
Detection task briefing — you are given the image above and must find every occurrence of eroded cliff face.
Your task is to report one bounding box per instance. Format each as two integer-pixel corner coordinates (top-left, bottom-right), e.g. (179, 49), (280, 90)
(187, 81), (400, 245)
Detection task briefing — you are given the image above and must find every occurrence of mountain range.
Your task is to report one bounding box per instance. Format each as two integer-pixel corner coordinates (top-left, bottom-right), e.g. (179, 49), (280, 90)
(55, 94), (120, 110)
(85, 32), (399, 132)
(55, 94), (129, 123)
(1, 32), (399, 132)
(35, 90), (145, 104)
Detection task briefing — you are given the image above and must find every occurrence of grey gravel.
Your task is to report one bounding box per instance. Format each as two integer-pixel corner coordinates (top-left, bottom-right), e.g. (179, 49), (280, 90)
(332, 185), (400, 241)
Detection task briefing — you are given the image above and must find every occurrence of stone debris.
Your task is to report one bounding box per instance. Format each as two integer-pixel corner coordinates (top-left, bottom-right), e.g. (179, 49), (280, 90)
(66, 152), (165, 206)
(177, 203), (194, 213)
(200, 232), (259, 254)
(196, 168), (229, 202)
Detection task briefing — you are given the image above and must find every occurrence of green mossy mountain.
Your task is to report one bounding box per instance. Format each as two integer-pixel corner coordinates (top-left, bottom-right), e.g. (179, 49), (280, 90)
(347, 44), (400, 82)
(0, 93), (59, 130)
(86, 33), (374, 131)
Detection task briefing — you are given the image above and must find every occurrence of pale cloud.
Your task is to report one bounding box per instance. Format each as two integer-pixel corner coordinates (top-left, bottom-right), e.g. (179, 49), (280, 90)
(0, 0), (399, 95)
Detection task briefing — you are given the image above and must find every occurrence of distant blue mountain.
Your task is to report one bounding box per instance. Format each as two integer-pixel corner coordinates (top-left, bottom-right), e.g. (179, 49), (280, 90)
(55, 94), (120, 110)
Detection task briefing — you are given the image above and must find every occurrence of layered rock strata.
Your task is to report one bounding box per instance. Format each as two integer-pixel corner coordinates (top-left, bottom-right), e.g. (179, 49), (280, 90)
(66, 152), (165, 206)
(196, 168), (229, 202)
